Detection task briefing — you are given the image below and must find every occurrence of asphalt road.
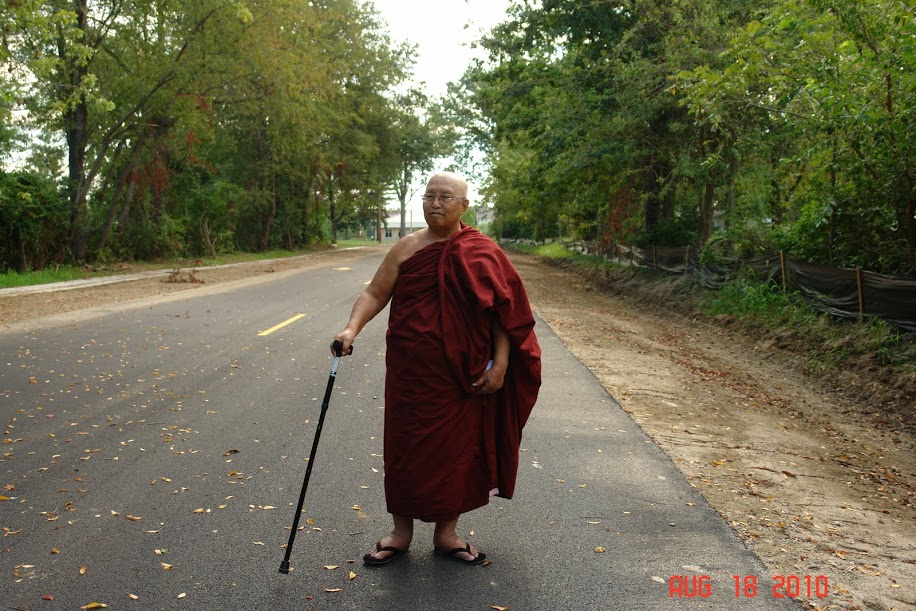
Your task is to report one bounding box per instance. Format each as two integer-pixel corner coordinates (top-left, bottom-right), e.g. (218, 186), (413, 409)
(0, 251), (805, 610)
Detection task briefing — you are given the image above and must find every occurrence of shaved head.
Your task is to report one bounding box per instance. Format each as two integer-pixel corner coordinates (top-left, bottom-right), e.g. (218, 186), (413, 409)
(427, 172), (468, 199)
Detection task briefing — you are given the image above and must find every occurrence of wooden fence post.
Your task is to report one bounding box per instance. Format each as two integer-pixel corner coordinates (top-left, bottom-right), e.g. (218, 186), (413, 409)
(856, 268), (865, 318)
(780, 250), (787, 291)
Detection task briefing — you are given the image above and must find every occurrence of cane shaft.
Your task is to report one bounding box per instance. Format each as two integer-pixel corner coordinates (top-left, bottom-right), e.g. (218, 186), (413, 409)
(279, 341), (347, 574)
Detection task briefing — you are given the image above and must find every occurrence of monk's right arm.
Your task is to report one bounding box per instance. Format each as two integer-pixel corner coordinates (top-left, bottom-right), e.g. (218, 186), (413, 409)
(332, 244), (404, 355)
(335, 288), (387, 349)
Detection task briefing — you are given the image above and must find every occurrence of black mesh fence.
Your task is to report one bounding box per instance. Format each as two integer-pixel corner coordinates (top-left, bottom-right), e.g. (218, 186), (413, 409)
(555, 241), (916, 332)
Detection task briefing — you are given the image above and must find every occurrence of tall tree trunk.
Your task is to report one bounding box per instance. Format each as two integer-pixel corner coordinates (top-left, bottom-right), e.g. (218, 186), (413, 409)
(699, 182), (715, 246)
(258, 170), (277, 252)
(116, 177), (138, 239)
(698, 127), (715, 245)
(829, 136), (837, 265)
(900, 176), (916, 273)
(63, 0), (90, 262)
(96, 138), (146, 253)
(148, 116), (173, 229)
(398, 166), (410, 238)
(643, 166), (660, 231)
(96, 164), (130, 255)
(327, 179), (337, 241)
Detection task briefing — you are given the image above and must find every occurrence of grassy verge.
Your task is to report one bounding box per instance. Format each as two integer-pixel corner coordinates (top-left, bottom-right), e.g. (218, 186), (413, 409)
(698, 277), (914, 371)
(514, 240), (615, 269)
(0, 267), (88, 288)
(0, 245), (353, 290)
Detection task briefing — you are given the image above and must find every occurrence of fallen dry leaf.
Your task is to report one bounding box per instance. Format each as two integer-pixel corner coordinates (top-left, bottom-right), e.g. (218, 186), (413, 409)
(348, 570), (357, 581)
(161, 562), (173, 570)
(324, 565), (339, 570)
(128, 594), (139, 600)
(594, 547), (606, 553)
(324, 588), (342, 593)
(491, 606), (509, 611)
(80, 603), (107, 610)
(0, 495), (10, 501)
(224, 449), (240, 456)
(126, 515), (142, 521)
(42, 595), (54, 601)
(177, 593), (186, 599)
(79, 566), (88, 575)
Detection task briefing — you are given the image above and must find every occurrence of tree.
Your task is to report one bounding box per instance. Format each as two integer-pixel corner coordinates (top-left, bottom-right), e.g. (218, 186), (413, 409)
(678, 0), (915, 272)
(388, 90), (444, 238)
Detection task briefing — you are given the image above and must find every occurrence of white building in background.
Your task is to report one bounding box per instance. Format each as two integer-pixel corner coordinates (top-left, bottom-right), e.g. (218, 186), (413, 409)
(383, 209), (426, 241)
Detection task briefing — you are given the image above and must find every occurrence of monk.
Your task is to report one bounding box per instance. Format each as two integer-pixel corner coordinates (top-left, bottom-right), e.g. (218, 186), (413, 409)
(333, 171), (541, 566)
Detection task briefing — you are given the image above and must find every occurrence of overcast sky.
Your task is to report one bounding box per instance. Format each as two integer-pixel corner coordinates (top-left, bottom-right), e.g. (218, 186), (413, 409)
(369, 0), (512, 210)
(371, 0), (511, 97)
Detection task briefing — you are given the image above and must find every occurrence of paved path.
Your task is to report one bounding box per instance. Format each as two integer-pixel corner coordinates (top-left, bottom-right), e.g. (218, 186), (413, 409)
(0, 252), (806, 610)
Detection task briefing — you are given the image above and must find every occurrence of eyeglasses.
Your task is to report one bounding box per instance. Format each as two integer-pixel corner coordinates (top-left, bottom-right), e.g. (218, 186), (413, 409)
(421, 193), (465, 204)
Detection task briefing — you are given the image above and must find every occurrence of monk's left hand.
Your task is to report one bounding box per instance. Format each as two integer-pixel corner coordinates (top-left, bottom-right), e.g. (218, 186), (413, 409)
(472, 367), (506, 394)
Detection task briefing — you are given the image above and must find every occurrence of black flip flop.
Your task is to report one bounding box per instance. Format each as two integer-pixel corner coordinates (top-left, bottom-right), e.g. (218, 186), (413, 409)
(434, 543), (487, 565)
(363, 541), (408, 566)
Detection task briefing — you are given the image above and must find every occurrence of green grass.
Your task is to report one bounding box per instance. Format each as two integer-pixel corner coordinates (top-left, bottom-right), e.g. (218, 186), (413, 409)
(334, 238), (382, 248)
(700, 278), (821, 330)
(0, 246), (339, 290)
(0, 266), (87, 288)
(516, 240), (616, 270)
(697, 276), (913, 372)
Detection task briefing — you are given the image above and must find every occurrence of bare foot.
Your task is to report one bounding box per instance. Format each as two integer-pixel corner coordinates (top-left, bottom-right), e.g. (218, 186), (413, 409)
(433, 536), (484, 563)
(364, 533), (411, 564)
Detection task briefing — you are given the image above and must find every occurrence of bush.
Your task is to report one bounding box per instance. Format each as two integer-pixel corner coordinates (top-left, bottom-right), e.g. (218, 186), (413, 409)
(0, 171), (68, 273)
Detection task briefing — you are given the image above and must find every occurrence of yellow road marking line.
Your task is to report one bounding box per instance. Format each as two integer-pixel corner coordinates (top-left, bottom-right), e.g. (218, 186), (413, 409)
(258, 313), (306, 336)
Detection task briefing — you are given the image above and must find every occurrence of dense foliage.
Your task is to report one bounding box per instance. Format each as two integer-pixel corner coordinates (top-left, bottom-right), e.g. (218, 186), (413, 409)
(448, 0), (915, 275)
(2, 1), (913, 276)
(0, 0), (447, 271)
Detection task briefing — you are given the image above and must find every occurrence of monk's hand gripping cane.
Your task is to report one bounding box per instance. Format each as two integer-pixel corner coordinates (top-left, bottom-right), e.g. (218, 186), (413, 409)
(279, 340), (353, 575)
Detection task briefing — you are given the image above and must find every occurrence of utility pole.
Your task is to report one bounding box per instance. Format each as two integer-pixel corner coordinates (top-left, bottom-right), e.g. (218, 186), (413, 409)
(376, 191), (382, 243)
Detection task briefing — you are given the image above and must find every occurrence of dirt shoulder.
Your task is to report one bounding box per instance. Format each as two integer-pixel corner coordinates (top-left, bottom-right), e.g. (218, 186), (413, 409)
(2, 247), (913, 611)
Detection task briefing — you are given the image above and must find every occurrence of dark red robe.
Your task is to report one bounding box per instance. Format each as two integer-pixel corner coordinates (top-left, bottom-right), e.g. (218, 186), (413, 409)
(383, 224), (541, 522)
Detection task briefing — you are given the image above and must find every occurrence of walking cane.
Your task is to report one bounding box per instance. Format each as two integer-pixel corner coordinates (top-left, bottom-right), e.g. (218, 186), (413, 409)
(279, 340), (352, 574)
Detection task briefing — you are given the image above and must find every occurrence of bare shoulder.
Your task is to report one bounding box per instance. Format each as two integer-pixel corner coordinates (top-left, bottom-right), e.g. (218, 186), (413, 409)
(387, 229), (429, 268)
